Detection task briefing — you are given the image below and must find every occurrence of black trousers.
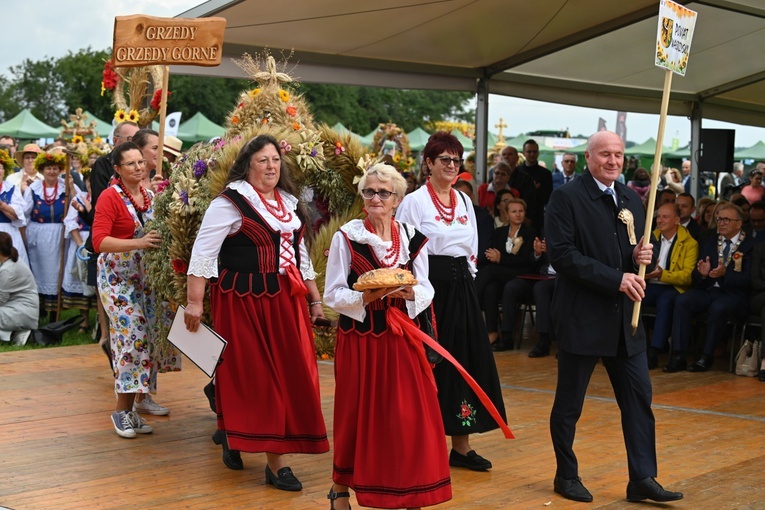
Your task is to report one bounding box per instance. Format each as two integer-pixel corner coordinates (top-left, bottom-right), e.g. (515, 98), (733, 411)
(550, 347), (657, 481)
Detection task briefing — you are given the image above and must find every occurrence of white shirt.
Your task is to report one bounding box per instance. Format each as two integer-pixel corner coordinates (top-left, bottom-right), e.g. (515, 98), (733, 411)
(187, 180), (315, 280)
(395, 185), (479, 275)
(593, 178), (618, 207)
(650, 232), (676, 284)
(5, 170), (43, 187)
(0, 181), (27, 227)
(323, 219), (433, 323)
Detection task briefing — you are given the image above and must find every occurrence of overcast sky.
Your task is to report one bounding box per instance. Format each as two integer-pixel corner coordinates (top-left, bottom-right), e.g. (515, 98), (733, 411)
(4, 0), (764, 148)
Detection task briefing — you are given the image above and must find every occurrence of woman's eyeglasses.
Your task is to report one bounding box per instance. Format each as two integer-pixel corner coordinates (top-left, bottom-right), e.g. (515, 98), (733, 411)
(437, 156), (463, 167)
(119, 159), (147, 170)
(361, 189), (396, 200)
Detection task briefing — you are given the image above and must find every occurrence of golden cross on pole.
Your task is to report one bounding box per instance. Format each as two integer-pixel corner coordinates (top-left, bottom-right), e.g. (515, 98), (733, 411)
(495, 117), (508, 144)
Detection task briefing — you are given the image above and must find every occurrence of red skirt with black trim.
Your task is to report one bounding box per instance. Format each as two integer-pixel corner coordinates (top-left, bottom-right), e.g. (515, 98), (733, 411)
(210, 274), (329, 454)
(333, 327), (452, 508)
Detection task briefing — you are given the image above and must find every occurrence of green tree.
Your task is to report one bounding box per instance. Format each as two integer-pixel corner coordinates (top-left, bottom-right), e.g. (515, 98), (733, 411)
(7, 57), (65, 126)
(299, 83), (473, 133)
(57, 47), (114, 122)
(168, 75), (249, 125)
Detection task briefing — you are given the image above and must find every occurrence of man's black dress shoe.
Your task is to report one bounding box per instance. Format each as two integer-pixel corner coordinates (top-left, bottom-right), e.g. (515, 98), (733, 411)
(491, 340), (510, 352)
(528, 343), (550, 358)
(662, 355), (686, 373)
(265, 465), (303, 491)
(626, 477), (683, 502)
(449, 449), (492, 471)
(553, 476), (593, 502)
(688, 355), (712, 372)
(759, 369), (765, 382)
(203, 381), (216, 413)
(212, 430), (243, 470)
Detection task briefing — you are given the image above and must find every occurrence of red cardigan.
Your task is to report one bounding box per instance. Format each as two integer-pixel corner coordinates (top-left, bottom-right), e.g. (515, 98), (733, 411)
(91, 188), (138, 252)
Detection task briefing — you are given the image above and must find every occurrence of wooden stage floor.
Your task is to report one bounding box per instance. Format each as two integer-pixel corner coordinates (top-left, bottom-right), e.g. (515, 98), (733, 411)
(2, 341), (764, 509)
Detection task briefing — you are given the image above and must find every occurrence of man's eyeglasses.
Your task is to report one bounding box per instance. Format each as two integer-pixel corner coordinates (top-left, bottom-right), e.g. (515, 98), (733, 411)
(114, 133), (133, 142)
(715, 217), (740, 225)
(119, 159), (147, 170)
(361, 188), (396, 200)
(562, 159), (576, 164)
(437, 156), (463, 167)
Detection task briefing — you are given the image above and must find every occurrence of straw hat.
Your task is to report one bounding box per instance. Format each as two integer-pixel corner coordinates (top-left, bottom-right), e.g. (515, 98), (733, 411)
(163, 136), (183, 158)
(15, 143), (42, 166)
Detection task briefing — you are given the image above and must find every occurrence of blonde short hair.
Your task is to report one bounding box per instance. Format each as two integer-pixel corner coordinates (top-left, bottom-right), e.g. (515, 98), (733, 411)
(357, 163), (407, 198)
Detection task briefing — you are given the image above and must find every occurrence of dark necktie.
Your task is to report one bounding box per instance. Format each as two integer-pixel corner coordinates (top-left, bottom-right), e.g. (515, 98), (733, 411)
(565, 175), (571, 183)
(723, 239), (732, 263)
(604, 187), (617, 208)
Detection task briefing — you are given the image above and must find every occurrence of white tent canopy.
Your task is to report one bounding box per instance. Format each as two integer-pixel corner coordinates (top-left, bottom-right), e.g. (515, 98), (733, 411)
(176, 0), (765, 185)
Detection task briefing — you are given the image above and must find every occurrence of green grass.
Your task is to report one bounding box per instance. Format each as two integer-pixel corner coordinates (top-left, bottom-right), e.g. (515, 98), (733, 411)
(0, 308), (98, 352)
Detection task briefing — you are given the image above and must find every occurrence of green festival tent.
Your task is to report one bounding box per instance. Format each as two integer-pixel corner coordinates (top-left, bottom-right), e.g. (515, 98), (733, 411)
(735, 141), (765, 160)
(451, 129), (474, 152)
(406, 127), (430, 151)
(177, 112), (225, 143)
(0, 109), (59, 139)
(625, 137), (673, 157)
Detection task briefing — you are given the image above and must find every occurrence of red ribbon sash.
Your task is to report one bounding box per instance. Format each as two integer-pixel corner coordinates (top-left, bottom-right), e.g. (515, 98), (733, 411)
(386, 307), (514, 439)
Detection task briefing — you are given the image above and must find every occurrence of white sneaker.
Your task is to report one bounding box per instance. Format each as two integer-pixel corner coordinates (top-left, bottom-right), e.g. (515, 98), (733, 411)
(133, 394), (170, 416)
(11, 330), (32, 346)
(111, 411), (137, 438)
(129, 411), (154, 434)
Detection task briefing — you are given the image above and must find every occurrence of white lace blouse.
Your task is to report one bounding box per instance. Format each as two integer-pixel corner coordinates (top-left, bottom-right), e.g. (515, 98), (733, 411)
(187, 180), (316, 280)
(323, 219), (433, 323)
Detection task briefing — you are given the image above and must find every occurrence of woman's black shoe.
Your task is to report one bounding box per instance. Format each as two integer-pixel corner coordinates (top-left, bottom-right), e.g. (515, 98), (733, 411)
(327, 486), (351, 509)
(759, 369), (765, 382)
(265, 465), (302, 491)
(212, 430), (243, 470)
(448, 449), (492, 471)
(203, 381), (216, 413)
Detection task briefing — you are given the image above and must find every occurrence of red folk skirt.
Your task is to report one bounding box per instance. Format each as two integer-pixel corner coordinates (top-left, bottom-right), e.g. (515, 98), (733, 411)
(210, 274), (329, 454)
(333, 327), (452, 508)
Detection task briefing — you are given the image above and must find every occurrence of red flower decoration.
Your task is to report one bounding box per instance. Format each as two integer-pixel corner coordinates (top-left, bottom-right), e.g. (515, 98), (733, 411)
(171, 258), (188, 274)
(286, 105), (297, 117)
(460, 404), (472, 418)
(102, 61), (119, 90)
(150, 89), (171, 111)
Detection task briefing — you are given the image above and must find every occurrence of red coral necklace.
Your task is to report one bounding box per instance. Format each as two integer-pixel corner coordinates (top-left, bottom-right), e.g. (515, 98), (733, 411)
(255, 187), (293, 222)
(364, 217), (401, 268)
(120, 180), (150, 212)
(42, 181), (58, 206)
(426, 181), (456, 224)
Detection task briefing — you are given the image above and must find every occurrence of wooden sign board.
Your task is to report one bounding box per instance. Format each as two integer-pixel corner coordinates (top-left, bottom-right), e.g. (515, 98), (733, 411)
(113, 15), (226, 68)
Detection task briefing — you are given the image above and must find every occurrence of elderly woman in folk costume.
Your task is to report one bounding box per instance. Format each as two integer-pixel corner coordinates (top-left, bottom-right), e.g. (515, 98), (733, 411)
(23, 151), (80, 322)
(92, 142), (179, 438)
(323, 162), (451, 510)
(0, 148), (29, 266)
(7, 143), (43, 193)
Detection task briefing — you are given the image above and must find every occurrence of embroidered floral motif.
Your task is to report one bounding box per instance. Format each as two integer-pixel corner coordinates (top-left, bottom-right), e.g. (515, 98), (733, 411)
(457, 400), (477, 427)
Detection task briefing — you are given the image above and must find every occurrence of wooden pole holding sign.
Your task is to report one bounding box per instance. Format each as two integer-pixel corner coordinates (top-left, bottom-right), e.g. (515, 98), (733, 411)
(112, 15), (226, 179)
(156, 66), (170, 179)
(631, 0), (698, 333)
(631, 69), (672, 333)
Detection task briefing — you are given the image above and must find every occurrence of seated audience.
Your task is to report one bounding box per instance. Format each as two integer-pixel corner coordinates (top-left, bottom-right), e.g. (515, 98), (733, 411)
(741, 169), (765, 204)
(643, 204), (698, 369)
(676, 192), (701, 240)
(492, 188), (515, 228)
(627, 167), (651, 202)
(500, 235), (556, 356)
(474, 198), (539, 349)
(749, 201), (765, 240)
(749, 242), (765, 381)
(696, 197), (716, 230)
(666, 203), (753, 372)
(0, 232), (38, 345)
(478, 161), (516, 211)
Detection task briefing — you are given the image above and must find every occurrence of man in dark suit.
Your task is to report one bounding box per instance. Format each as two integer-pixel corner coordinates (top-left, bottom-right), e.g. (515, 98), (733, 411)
(545, 131), (683, 504)
(665, 203), (754, 372)
(681, 160), (692, 194)
(676, 192), (701, 240)
(518, 139), (552, 229)
(552, 152), (578, 190)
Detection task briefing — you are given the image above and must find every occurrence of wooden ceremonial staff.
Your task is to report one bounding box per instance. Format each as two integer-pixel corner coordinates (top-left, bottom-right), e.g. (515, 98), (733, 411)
(156, 65), (170, 179)
(631, 68), (673, 333)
